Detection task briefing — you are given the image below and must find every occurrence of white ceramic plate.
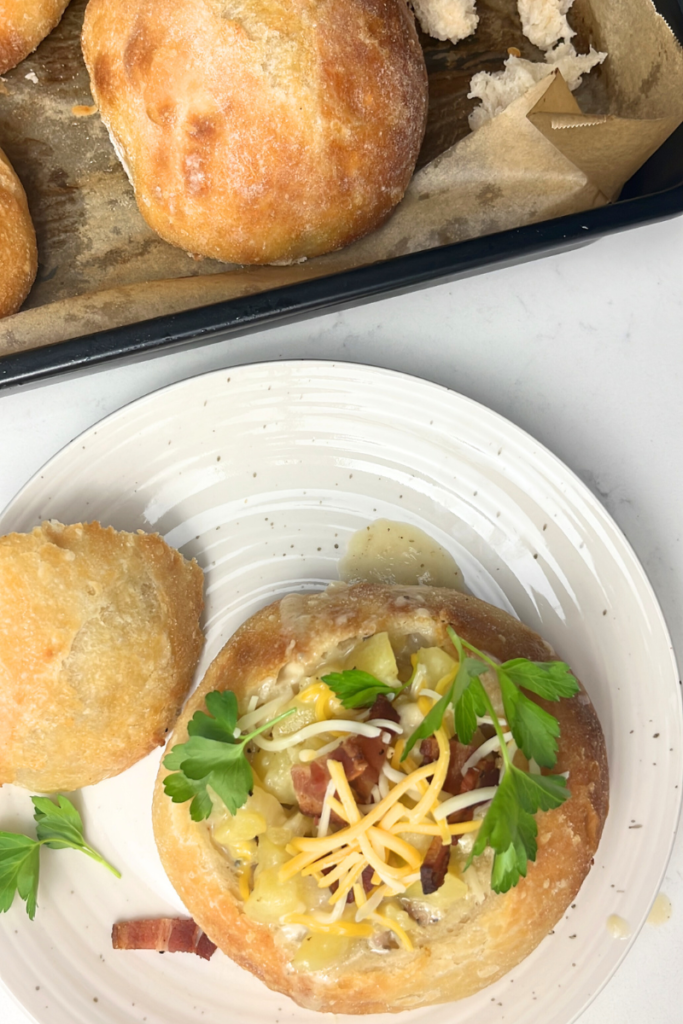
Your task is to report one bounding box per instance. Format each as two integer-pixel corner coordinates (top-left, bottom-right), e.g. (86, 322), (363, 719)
(0, 360), (679, 1024)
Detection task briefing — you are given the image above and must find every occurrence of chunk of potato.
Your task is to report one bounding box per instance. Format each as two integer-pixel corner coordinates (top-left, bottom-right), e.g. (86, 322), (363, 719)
(244, 867), (306, 924)
(412, 646), (458, 690)
(344, 632), (398, 684)
(291, 932), (354, 971)
(253, 747), (301, 806)
(271, 698), (317, 738)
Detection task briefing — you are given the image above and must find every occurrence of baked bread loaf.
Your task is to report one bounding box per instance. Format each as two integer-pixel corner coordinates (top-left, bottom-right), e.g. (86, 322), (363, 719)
(153, 582), (608, 1013)
(0, 147), (38, 318)
(0, 0), (71, 75)
(0, 521), (205, 792)
(81, 0), (428, 265)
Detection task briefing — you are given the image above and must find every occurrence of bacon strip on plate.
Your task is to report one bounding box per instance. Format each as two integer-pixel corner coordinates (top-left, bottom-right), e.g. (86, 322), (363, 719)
(112, 917), (217, 960)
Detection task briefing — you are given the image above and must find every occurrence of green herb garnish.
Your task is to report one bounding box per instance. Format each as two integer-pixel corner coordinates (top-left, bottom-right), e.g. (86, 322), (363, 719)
(322, 669), (401, 709)
(163, 689), (295, 820)
(403, 625), (580, 893)
(0, 795), (120, 920)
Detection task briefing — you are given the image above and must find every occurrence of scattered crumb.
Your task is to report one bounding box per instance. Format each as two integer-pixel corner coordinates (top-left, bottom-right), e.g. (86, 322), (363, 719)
(411, 0), (478, 44)
(25, 71), (39, 84)
(518, 0), (575, 51)
(72, 104), (98, 117)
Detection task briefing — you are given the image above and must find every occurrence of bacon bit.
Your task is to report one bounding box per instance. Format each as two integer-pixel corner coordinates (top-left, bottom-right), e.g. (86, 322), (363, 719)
(325, 863), (375, 903)
(368, 693), (400, 724)
(448, 756), (499, 826)
(112, 918), (217, 960)
(328, 736), (368, 781)
(421, 737), (478, 794)
(420, 838), (450, 894)
(343, 694), (395, 800)
(292, 702), (398, 814)
(420, 736), (440, 764)
(291, 758), (335, 818)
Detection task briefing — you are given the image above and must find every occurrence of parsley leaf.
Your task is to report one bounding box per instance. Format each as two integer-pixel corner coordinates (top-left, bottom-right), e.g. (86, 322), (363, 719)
(468, 765), (569, 891)
(452, 658), (489, 744)
(497, 670), (561, 767)
(500, 658), (580, 701)
(163, 689), (295, 820)
(398, 623), (578, 893)
(0, 834), (40, 919)
(0, 796), (120, 920)
(322, 669), (401, 709)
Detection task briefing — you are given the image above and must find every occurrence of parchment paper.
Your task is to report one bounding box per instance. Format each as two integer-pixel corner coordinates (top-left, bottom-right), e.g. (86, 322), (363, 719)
(1, 0), (682, 353)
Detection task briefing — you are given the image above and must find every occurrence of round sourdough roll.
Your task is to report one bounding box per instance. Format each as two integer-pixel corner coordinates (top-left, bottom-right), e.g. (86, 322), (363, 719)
(153, 582), (608, 1014)
(0, 0), (71, 75)
(0, 521), (205, 792)
(0, 147), (38, 318)
(81, 0), (428, 265)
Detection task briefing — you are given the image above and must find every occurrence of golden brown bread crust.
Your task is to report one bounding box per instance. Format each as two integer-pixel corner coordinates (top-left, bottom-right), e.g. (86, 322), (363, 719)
(0, 521), (205, 792)
(81, 0), (428, 265)
(0, 147), (38, 318)
(153, 583), (609, 1014)
(0, 0), (70, 74)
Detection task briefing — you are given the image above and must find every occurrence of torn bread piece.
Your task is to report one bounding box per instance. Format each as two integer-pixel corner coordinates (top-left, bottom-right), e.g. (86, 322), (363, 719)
(410, 0), (478, 44)
(0, 521), (205, 792)
(517, 0), (575, 51)
(469, 41), (607, 130)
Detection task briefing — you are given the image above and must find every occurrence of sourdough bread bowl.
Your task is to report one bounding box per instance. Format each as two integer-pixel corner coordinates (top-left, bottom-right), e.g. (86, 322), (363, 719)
(0, 147), (38, 318)
(153, 582), (608, 1014)
(0, 0), (71, 74)
(81, 0), (428, 265)
(0, 521), (205, 792)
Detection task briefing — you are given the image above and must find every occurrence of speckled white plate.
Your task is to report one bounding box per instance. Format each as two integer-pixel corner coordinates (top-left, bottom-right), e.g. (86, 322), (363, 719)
(0, 360), (680, 1024)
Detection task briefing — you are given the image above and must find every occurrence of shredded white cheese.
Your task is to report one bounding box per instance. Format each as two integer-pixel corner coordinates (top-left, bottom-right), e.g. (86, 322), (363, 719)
(251, 718), (384, 752)
(433, 785), (498, 821)
(460, 732), (513, 775)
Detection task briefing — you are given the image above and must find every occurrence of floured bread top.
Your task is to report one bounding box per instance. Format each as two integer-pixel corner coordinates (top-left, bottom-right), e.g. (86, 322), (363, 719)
(81, 0), (428, 265)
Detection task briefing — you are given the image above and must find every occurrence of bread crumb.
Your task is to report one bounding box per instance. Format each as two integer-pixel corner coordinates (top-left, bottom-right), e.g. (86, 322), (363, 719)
(24, 71), (39, 84)
(518, 0), (575, 51)
(72, 104), (98, 117)
(410, 0), (478, 44)
(468, 42), (607, 130)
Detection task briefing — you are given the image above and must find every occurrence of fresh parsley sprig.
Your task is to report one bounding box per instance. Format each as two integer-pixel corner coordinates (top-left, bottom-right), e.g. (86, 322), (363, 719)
(163, 689), (296, 820)
(402, 624), (579, 893)
(0, 795), (120, 920)
(322, 669), (402, 709)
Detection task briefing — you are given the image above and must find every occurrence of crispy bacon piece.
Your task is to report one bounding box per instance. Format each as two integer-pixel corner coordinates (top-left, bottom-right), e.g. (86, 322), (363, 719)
(328, 735), (369, 781)
(112, 918), (217, 960)
(368, 693), (400, 725)
(420, 736), (478, 795)
(349, 693), (399, 801)
(420, 838), (450, 894)
(291, 695), (399, 813)
(448, 756), (499, 826)
(325, 863), (376, 903)
(291, 758), (335, 818)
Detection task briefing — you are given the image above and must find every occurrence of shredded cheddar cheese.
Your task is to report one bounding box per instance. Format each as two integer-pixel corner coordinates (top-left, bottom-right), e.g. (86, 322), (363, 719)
(240, 637), (504, 955)
(283, 913), (374, 938)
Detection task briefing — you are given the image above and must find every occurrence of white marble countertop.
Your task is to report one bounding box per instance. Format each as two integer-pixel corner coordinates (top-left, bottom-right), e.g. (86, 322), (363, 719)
(1, 214), (682, 1024)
